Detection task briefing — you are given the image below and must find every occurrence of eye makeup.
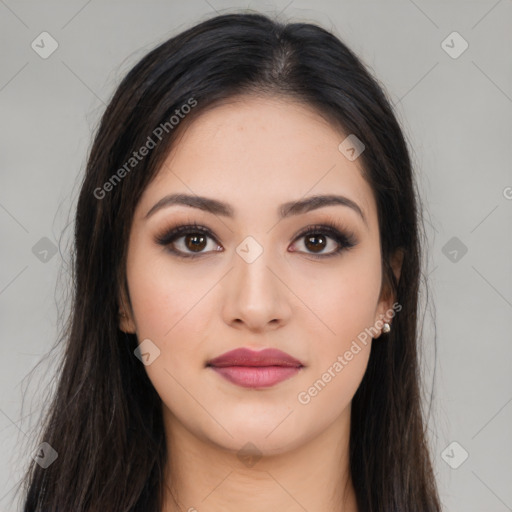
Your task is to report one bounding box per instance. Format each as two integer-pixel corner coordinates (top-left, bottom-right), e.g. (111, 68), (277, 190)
(153, 214), (358, 260)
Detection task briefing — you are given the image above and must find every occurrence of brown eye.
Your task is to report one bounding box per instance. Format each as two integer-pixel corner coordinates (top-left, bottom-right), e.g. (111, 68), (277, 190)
(183, 233), (208, 252)
(155, 223), (222, 259)
(304, 233), (328, 253)
(290, 223), (358, 259)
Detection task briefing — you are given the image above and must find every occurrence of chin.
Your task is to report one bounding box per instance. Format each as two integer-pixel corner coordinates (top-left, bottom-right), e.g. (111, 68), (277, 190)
(208, 422), (303, 457)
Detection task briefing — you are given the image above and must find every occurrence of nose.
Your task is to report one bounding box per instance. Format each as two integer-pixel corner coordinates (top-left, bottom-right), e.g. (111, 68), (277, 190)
(221, 242), (292, 333)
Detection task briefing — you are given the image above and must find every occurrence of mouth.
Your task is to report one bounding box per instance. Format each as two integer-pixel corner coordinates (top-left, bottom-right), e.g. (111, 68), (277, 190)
(206, 347), (304, 389)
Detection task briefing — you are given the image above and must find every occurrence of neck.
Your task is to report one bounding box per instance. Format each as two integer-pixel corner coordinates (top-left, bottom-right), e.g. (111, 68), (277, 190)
(161, 406), (358, 512)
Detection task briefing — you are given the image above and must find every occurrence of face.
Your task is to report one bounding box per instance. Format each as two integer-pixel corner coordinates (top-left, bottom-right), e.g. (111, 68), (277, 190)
(119, 95), (401, 456)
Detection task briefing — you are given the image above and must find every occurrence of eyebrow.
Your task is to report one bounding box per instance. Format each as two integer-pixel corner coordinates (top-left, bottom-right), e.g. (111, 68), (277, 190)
(144, 193), (367, 226)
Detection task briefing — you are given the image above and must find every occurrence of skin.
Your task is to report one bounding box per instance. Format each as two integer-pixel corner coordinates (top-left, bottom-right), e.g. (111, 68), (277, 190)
(119, 95), (403, 512)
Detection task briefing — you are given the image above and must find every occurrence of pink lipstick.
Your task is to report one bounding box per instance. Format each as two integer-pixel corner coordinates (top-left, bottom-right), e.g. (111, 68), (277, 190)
(206, 347), (303, 389)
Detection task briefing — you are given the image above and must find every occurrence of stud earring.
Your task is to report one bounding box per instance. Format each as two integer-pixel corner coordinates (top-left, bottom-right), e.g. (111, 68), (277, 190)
(382, 322), (391, 334)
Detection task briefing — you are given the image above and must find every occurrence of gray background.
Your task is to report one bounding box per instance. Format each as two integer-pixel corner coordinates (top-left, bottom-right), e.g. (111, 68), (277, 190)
(1, 1), (511, 511)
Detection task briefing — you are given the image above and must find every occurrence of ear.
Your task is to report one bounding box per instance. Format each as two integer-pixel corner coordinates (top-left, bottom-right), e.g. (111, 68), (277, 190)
(118, 288), (137, 334)
(374, 248), (404, 333)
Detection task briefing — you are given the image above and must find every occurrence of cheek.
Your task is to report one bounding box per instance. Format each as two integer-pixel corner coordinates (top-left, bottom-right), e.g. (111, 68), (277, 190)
(290, 251), (381, 415)
(293, 257), (380, 415)
(127, 248), (207, 340)
(126, 248), (216, 389)
(296, 341), (371, 428)
(125, 253), (214, 417)
(293, 250), (382, 348)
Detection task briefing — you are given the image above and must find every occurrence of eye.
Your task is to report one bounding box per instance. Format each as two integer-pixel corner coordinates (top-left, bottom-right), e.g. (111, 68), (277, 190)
(289, 222), (358, 259)
(154, 222), (221, 259)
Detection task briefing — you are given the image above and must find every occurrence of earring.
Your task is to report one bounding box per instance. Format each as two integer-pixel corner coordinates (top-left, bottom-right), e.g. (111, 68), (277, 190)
(382, 322), (391, 334)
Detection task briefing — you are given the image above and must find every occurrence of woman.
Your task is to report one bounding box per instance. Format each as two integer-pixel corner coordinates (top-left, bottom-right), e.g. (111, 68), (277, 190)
(20, 11), (442, 512)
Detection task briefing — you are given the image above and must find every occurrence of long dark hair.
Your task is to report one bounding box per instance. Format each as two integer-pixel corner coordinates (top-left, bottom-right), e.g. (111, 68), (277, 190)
(19, 11), (441, 512)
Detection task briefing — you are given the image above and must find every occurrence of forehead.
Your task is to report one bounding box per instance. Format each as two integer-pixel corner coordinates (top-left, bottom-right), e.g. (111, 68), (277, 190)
(138, 96), (376, 228)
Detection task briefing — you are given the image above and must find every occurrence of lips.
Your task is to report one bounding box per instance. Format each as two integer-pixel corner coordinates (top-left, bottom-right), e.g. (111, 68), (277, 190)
(206, 347), (303, 368)
(206, 347), (304, 389)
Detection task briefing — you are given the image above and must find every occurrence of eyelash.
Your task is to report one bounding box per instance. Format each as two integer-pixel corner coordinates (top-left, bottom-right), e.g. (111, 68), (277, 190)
(154, 217), (358, 260)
